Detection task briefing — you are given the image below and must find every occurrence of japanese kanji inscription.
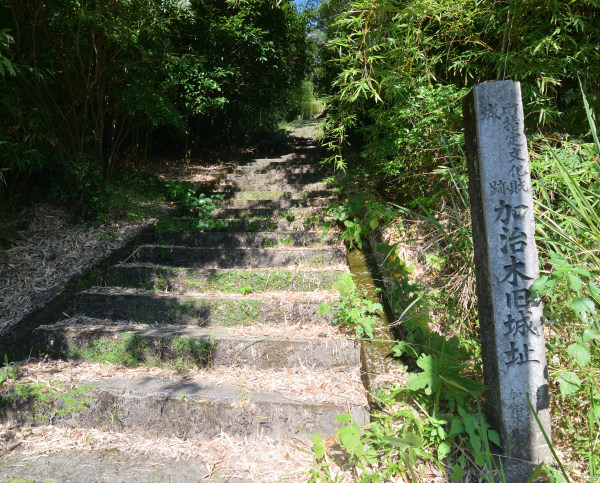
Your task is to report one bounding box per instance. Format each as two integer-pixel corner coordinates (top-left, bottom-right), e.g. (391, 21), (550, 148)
(463, 80), (551, 479)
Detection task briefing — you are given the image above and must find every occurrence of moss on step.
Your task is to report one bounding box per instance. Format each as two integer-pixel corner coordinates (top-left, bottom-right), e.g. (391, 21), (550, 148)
(104, 266), (344, 294)
(66, 333), (215, 370)
(75, 293), (278, 327)
(2, 381), (93, 425)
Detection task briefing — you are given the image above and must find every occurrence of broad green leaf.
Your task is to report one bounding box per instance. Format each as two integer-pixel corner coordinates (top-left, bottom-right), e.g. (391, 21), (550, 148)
(461, 413), (476, 436)
(567, 273), (583, 293)
(383, 432), (423, 450)
(566, 343), (590, 367)
(572, 267), (592, 278)
(571, 297), (596, 317)
(530, 275), (549, 295)
(439, 374), (485, 397)
(364, 447), (378, 465)
(582, 326), (600, 343)
(335, 413), (352, 423)
(550, 252), (568, 268)
(450, 465), (465, 482)
(314, 442), (325, 460)
(310, 433), (323, 444)
(448, 418), (465, 437)
(558, 371), (581, 397)
(438, 441), (452, 460)
(338, 424), (361, 452)
(588, 283), (600, 304)
(487, 430), (501, 447)
(318, 304), (330, 317)
(405, 354), (440, 395)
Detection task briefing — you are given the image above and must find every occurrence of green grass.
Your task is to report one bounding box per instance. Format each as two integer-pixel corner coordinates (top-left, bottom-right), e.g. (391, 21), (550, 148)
(67, 333), (215, 370)
(101, 171), (169, 223)
(5, 381), (93, 425)
(104, 267), (343, 294)
(235, 191), (296, 201)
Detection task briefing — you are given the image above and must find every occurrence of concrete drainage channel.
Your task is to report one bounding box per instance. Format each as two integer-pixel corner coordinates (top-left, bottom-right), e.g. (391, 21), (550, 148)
(0, 134), (396, 482)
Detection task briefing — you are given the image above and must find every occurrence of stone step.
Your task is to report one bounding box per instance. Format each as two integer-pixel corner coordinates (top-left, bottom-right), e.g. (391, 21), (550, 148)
(131, 245), (346, 269)
(225, 172), (326, 185)
(216, 198), (330, 210)
(0, 447), (214, 483)
(148, 230), (339, 249)
(32, 320), (359, 370)
(213, 206), (323, 219)
(74, 288), (337, 326)
(215, 181), (329, 193)
(235, 163), (327, 176)
(248, 155), (317, 164)
(1, 362), (368, 440)
(215, 189), (333, 202)
(155, 217), (334, 233)
(0, 430), (318, 482)
(103, 265), (346, 294)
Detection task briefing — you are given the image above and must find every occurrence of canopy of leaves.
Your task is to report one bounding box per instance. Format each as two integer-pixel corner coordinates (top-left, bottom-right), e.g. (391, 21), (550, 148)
(0, 0), (311, 209)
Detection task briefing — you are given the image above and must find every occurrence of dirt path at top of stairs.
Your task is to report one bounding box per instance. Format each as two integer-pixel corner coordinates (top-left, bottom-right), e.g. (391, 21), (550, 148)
(0, 120), (368, 482)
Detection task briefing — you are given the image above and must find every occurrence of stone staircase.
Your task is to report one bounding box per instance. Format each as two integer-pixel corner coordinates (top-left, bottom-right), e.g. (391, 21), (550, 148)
(0, 134), (369, 481)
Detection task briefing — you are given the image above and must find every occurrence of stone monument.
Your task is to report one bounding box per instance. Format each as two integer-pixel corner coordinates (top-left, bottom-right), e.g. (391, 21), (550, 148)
(463, 80), (552, 479)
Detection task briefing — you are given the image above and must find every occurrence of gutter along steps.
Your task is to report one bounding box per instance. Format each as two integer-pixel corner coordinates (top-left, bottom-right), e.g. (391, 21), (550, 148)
(0, 134), (368, 481)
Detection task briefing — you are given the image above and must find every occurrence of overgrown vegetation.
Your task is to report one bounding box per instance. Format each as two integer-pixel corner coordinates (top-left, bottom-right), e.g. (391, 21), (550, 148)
(67, 333), (215, 370)
(2, 0), (599, 479)
(0, 0), (314, 219)
(2, 381), (93, 425)
(313, 0), (600, 480)
(319, 273), (383, 338)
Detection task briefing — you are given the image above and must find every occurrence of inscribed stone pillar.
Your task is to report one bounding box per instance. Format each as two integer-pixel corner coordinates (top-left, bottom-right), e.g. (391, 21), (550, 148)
(463, 80), (552, 477)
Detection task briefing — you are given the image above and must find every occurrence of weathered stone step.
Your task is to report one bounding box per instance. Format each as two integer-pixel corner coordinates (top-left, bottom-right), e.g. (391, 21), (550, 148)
(104, 265), (346, 293)
(74, 288), (337, 326)
(132, 245), (346, 269)
(0, 429), (317, 482)
(32, 321), (359, 370)
(215, 189), (333, 202)
(0, 447), (211, 483)
(250, 155), (318, 165)
(2, 364), (368, 440)
(155, 216), (334, 233)
(216, 198), (330, 210)
(213, 206), (324, 219)
(149, 230), (338, 248)
(235, 163), (327, 175)
(225, 172), (326, 185)
(216, 181), (329, 193)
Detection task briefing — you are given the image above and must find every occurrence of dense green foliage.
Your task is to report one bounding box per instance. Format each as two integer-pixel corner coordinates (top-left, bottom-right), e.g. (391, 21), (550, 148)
(0, 0), (311, 214)
(317, 0), (600, 200)
(313, 0), (600, 480)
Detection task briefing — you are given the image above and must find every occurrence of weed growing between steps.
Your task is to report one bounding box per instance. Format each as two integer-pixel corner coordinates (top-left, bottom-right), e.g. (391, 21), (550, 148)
(327, 191), (397, 250)
(163, 181), (229, 231)
(2, 382), (92, 425)
(319, 274), (383, 338)
(66, 333), (215, 370)
(0, 355), (18, 386)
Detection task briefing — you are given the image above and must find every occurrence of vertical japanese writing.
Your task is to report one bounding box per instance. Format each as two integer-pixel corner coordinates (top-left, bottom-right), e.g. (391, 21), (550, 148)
(484, 103), (543, 367)
(483, 103), (530, 196)
(464, 81), (552, 462)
